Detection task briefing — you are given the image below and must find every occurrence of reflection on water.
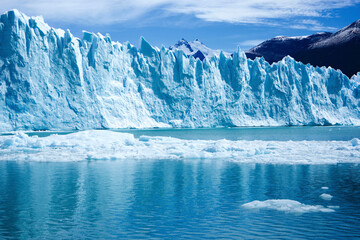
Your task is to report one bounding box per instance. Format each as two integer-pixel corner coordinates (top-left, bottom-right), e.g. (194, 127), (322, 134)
(113, 126), (360, 141)
(0, 160), (360, 239)
(18, 125), (360, 141)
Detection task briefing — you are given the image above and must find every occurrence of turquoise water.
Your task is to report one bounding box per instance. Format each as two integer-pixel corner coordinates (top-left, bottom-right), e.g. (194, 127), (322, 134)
(113, 126), (360, 141)
(1, 127), (360, 239)
(1, 161), (360, 239)
(21, 125), (360, 141)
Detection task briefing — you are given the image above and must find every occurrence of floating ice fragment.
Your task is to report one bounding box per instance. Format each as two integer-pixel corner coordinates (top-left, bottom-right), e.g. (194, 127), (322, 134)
(241, 199), (335, 214)
(320, 193), (333, 201)
(321, 187), (329, 190)
(351, 138), (360, 147)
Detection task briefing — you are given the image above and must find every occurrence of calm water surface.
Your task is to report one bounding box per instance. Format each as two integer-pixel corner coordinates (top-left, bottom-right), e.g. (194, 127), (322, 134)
(1, 127), (360, 239)
(113, 125), (360, 141)
(1, 161), (360, 239)
(21, 125), (360, 141)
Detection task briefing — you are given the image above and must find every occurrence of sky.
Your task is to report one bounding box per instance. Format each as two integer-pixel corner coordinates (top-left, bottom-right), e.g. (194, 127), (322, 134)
(1, 0), (360, 52)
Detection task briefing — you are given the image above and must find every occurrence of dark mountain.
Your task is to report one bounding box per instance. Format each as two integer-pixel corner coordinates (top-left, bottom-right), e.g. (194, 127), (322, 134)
(245, 19), (360, 78)
(245, 32), (332, 63)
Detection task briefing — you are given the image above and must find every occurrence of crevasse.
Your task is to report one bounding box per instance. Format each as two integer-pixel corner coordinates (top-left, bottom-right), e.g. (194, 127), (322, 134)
(0, 9), (359, 131)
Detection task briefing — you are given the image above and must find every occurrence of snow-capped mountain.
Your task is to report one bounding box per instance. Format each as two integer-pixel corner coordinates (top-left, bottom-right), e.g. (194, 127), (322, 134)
(246, 19), (360, 77)
(245, 32), (331, 63)
(0, 9), (359, 131)
(169, 39), (230, 60)
(312, 19), (360, 48)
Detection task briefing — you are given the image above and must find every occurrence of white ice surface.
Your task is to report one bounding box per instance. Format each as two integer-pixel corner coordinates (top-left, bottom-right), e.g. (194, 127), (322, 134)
(0, 130), (360, 163)
(242, 199), (335, 213)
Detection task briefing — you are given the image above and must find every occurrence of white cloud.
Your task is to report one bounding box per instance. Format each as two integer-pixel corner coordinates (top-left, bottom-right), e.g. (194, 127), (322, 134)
(290, 19), (338, 31)
(0, 0), (171, 24)
(239, 39), (265, 47)
(0, 0), (358, 25)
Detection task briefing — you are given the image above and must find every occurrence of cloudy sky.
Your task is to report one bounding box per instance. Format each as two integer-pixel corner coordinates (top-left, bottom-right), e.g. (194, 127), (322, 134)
(1, 0), (360, 51)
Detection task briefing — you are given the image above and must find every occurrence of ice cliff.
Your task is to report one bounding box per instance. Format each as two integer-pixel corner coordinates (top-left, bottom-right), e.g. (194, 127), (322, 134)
(0, 10), (360, 131)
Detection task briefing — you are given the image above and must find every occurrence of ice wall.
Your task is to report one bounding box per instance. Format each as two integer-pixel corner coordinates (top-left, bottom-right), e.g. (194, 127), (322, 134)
(0, 10), (359, 131)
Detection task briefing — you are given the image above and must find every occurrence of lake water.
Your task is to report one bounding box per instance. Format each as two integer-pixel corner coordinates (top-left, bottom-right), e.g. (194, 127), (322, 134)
(23, 125), (360, 141)
(113, 125), (360, 141)
(1, 127), (360, 239)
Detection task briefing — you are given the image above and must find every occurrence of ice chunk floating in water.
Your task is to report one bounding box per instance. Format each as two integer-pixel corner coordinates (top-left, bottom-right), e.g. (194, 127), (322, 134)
(351, 138), (360, 146)
(1, 130), (360, 163)
(320, 193), (333, 201)
(0, 10), (360, 131)
(242, 199), (335, 214)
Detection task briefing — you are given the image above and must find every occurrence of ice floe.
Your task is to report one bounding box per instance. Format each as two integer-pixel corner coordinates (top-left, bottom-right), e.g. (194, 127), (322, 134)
(320, 193), (333, 201)
(0, 130), (360, 163)
(242, 199), (335, 213)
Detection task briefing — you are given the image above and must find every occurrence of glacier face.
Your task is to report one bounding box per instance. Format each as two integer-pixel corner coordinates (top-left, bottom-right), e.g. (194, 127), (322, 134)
(0, 10), (360, 131)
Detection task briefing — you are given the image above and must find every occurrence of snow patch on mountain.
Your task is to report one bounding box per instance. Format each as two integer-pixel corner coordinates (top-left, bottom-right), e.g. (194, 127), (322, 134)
(311, 19), (360, 48)
(169, 38), (230, 60)
(246, 32), (332, 61)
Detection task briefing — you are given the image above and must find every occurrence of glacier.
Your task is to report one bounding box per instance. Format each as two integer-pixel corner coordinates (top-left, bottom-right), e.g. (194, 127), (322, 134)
(0, 9), (360, 131)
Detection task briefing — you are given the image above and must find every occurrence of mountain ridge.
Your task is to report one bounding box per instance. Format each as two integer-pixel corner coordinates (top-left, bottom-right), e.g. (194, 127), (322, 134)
(245, 19), (360, 77)
(169, 38), (230, 60)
